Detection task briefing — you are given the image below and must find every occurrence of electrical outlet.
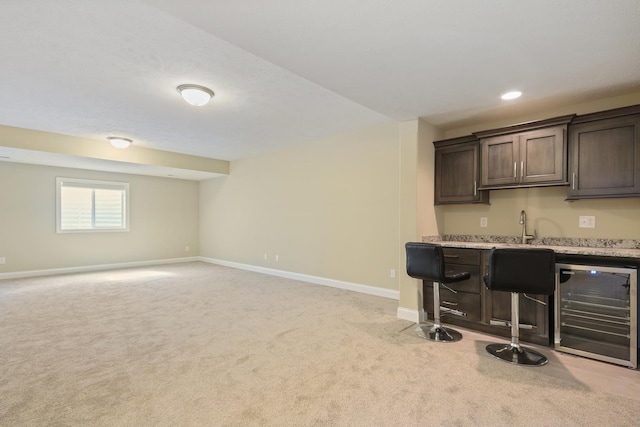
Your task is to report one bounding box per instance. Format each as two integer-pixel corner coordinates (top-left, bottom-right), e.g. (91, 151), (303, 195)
(264, 253), (267, 260)
(0, 257), (5, 265)
(480, 217), (488, 228)
(275, 254), (279, 262)
(185, 246), (190, 252)
(390, 269), (396, 279)
(579, 216), (596, 228)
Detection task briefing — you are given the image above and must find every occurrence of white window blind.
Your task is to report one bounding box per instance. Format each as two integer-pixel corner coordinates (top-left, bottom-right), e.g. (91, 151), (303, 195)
(56, 178), (129, 233)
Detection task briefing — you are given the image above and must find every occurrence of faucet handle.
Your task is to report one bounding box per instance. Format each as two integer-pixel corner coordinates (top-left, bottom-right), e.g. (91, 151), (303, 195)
(524, 230), (536, 243)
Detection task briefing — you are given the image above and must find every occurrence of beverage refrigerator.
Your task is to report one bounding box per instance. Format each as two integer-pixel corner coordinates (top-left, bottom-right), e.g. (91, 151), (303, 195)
(555, 263), (637, 369)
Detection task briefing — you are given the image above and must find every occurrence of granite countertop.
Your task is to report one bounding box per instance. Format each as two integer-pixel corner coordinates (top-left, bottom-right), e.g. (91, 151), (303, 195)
(422, 235), (640, 259)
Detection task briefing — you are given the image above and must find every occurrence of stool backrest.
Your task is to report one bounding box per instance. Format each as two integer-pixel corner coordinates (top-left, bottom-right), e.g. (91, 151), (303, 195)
(405, 242), (445, 282)
(485, 247), (556, 295)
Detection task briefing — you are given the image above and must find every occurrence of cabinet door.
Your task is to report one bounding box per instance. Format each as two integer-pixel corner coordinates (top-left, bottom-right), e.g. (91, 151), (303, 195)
(423, 248), (483, 323)
(425, 285), (482, 322)
(487, 291), (548, 330)
(480, 135), (519, 187)
(434, 142), (488, 204)
(519, 127), (567, 185)
(568, 114), (640, 199)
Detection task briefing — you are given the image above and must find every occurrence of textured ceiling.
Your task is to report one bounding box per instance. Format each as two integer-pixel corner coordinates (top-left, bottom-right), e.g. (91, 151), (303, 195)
(0, 0), (639, 176)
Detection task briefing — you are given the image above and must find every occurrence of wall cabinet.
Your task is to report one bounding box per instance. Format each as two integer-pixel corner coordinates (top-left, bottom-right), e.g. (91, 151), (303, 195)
(567, 105), (640, 200)
(476, 115), (573, 190)
(432, 104), (640, 202)
(433, 136), (489, 205)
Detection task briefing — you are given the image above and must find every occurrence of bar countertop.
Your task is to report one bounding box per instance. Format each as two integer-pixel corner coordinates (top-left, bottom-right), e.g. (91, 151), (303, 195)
(422, 235), (640, 260)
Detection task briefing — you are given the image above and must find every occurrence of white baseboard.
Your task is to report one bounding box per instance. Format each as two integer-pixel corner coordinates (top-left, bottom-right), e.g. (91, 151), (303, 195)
(199, 256), (400, 300)
(0, 257), (200, 280)
(1, 256), (416, 323)
(397, 306), (420, 323)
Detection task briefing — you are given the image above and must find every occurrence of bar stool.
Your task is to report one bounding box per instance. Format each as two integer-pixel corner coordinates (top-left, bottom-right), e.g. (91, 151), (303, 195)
(484, 247), (556, 366)
(405, 242), (470, 342)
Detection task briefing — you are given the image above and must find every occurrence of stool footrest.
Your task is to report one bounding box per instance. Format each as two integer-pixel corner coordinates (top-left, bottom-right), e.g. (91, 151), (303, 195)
(489, 319), (536, 329)
(441, 306), (467, 317)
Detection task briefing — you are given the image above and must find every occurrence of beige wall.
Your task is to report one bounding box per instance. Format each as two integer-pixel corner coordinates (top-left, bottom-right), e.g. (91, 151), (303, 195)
(397, 119), (444, 313)
(0, 125), (229, 175)
(436, 92), (640, 241)
(445, 91), (640, 139)
(439, 186), (640, 239)
(199, 121), (401, 290)
(0, 162), (199, 273)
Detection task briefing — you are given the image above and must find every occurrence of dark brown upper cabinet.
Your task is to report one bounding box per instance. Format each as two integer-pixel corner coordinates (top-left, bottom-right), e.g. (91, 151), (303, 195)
(567, 105), (640, 200)
(475, 115), (574, 190)
(434, 135), (489, 205)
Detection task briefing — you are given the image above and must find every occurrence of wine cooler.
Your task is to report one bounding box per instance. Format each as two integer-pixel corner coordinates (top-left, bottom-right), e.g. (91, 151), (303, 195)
(555, 263), (637, 369)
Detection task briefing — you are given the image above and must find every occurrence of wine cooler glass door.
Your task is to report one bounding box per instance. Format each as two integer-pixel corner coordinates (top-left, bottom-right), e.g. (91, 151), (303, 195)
(555, 264), (637, 369)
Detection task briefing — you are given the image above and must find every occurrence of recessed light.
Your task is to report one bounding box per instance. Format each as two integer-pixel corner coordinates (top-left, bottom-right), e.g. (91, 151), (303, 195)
(107, 137), (132, 149)
(177, 84), (214, 106)
(501, 91), (522, 100)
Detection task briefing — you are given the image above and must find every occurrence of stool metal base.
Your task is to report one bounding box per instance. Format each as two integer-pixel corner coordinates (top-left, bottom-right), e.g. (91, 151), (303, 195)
(486, 343), (548, 366)
(415, 324), (462, 342)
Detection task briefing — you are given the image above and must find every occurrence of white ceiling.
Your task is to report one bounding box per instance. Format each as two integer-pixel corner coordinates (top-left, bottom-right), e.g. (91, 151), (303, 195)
(1, 0), (639, 176)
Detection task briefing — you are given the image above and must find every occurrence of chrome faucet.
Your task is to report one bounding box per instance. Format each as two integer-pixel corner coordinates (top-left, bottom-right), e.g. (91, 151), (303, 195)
(519, 210), (535, 244)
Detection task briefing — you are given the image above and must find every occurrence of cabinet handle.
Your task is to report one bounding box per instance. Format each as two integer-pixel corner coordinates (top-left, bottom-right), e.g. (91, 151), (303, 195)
(520, 160), (524, 178)
(572, 172), (576, 190)
(513, 162), (517, 178)
(441, 301), (458, 306)
(441, 306), (466, 317)
(444, 255), (459, 258)
(473, 180), (477, 196)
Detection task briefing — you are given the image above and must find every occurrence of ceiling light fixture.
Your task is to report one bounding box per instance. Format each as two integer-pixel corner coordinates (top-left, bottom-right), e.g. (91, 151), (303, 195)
(501, 91), (522, 100)
(177, 84), (214, 106)
(107, 137), (132, 149)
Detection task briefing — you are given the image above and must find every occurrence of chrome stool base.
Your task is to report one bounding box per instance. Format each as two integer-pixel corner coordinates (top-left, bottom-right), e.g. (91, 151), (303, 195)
(415, 324), (462, 342)
(486, 343), (548, 366)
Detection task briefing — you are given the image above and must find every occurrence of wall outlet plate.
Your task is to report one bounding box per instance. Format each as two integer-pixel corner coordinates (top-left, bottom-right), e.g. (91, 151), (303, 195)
(480, 217), (488, 227)
(579, 216), (596, 228)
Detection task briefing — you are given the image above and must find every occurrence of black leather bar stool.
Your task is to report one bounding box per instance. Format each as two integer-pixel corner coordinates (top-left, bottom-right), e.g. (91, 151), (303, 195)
(405, 242), (470, 342)
(484, 247), (556, 366)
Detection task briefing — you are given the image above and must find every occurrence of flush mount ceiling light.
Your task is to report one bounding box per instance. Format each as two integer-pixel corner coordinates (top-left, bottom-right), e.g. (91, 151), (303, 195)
(177, 84), (214, 106)
(501, 91), (522, 100)
(107, 137), (132, 149)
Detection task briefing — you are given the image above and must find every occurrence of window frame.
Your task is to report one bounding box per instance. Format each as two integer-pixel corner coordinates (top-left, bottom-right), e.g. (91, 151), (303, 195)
(56, 177), (130, 233)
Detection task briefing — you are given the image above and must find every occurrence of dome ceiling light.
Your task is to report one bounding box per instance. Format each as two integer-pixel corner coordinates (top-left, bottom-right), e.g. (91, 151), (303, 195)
(107, 137), (132, 149)
(177, 84), (214, 106)
(501, 91), (522, 100)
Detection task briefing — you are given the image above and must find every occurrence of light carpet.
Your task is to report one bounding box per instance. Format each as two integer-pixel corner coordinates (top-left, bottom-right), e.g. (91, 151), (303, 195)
(1, 262), (639, 426)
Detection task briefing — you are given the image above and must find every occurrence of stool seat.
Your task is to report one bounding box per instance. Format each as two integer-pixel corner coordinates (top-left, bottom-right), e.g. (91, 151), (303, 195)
(405, 242), (469, 342)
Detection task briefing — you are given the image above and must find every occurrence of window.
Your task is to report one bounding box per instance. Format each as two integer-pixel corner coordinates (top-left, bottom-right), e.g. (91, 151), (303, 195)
(56, 177), (129, 233)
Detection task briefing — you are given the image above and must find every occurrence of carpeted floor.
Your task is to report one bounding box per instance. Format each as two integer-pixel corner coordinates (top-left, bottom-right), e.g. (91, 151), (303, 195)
(1, 262), (639, 426)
